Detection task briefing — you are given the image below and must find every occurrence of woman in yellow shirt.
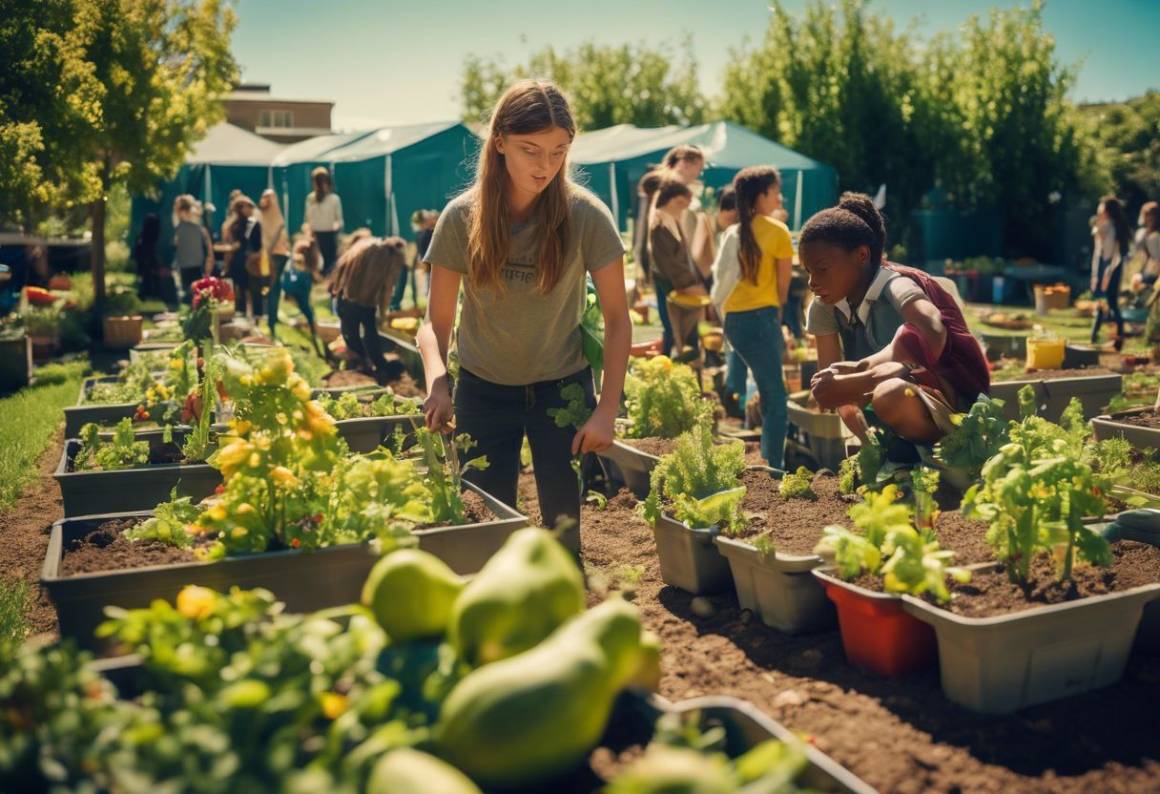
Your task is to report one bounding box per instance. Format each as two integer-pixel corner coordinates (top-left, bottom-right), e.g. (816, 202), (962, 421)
(721, 166), (793, 467)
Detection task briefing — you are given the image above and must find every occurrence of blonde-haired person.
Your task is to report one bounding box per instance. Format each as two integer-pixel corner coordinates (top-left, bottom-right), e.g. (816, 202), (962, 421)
(332, 237), (407, 384)
(418, 79), (630, 556)
(258, 189), (291, 339)
(306, 167), (343, 276)
(649, 176), (706, 359)
(172, 194), (214, 304)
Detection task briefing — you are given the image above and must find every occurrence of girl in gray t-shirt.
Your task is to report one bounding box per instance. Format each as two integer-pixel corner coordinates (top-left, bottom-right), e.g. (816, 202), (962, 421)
(416, 80), (629, 556)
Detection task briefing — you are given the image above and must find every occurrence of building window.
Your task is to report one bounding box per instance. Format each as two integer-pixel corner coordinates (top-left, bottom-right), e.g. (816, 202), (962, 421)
(259, 110), (294, 128)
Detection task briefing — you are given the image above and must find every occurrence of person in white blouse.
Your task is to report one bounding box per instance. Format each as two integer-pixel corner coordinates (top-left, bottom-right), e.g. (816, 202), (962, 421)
(1090, 195), (1131, 350)
(305, 166), (344, 276)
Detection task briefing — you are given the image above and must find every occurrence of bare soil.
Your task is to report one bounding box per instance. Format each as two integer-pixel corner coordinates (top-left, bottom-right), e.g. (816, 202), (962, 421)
(550, 470), (1160, 793)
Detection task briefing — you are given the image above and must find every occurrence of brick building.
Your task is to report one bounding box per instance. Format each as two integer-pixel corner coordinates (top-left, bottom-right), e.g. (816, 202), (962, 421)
(223, 83), (334, 143)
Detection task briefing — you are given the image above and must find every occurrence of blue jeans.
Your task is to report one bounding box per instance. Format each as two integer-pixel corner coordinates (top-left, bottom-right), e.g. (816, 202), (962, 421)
(389, 265), (417, 311)
(725, 306), (788, 468)
(1091, 258), (1124, 345)
(725, 349), (749, 414)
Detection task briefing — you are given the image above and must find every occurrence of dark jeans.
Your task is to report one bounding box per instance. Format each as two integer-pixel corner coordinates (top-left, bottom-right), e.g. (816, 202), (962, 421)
(316, 230), (339, 276)
(337, 296), (396, 380)
(454, 366), (596, 555)
(655, 280), (674, 354)
(389, 265), (418, 311)
(265, 254), (290, 333)
(231, 261), (265, 317)
(1091, 258), (1124, 345)
(179, 268), (201, 305)
(724, 306), (788, 468)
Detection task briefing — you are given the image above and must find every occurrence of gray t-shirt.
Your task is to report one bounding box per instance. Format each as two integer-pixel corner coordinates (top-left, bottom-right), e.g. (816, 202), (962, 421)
(424, 187), (625, 386)
(806, 269), (925, 361)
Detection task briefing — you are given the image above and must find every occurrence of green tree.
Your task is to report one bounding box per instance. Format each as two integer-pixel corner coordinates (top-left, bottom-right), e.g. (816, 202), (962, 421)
(0, 0), (104, 228)
(74, 0), (238, 308)
(1083, 92), (1160, 215)
(0, 0), (236, 310)
(460, 38), (706, 130)
(719, 0), (1105, 259)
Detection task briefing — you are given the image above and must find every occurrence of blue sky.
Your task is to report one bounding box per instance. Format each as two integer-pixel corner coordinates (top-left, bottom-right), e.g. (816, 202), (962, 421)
(230, 0), (1160, 130)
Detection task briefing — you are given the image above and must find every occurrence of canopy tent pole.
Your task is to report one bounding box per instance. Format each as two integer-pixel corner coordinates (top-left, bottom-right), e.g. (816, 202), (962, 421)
(793, 170), (804, 230)
(203, 166), (214, 232)
(385, 153), (399, 237)
(608, 163), (619, 224)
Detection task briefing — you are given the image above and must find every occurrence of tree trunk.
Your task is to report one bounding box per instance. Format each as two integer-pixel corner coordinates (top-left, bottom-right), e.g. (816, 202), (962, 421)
(90, 160), (110, 325)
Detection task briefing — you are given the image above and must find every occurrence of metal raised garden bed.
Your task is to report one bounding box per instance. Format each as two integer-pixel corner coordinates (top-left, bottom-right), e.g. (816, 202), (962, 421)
(41, 481), (528, 651)
(989, 372), (1123, 423)
(1091, 407), (1160, 452)
(787, 390), (850, 472)
(55, 434), (220, 517)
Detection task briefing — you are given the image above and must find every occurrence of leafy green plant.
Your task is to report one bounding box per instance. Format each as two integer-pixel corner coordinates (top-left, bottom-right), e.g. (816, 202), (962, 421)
(624, 356), (713, 439)
(778, 466), (816, 501)
(961, 386), (1113, 587)
(934, 394), (1009, 483)
(911, 466), (940, 535)
(640, 422), (747, 534)
(318, 390), (421, 421)
(123, 489), (200, 548)
(411, 428), (489, 527)
(838, 455), (858, 495)
(815, 485), (970, 602)
(547, 382), (593, 430)
(75, 419), (149, 471)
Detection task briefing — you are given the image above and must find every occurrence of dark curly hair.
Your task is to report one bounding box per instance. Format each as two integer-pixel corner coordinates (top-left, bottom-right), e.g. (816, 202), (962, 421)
(799, 192), (886, 266)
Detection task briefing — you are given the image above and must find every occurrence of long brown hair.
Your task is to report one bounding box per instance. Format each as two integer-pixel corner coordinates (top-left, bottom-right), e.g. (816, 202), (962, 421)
(467, 79), (576, 294)
(311, 167), (333, 202)
(733, 166), (781, 284)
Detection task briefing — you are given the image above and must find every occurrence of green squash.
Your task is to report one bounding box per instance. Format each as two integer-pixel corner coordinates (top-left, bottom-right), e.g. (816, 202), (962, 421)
(449, 527), (585, 666)
(362, 549), (463, 641)
(435, 598), (646, 788)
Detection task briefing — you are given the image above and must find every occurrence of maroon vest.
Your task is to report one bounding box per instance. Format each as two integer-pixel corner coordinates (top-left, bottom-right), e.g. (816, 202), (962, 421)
(882, 262), (990, 405)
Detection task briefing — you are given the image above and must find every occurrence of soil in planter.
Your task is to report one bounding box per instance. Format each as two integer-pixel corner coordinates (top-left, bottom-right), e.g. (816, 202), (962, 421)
(1109, 409), (1160, 429)
(62, 519), (197, 576)
(726, 471), (857, 555)
(620, 436), (677, 458)
(569, 468), (1160, 794)
(322, 369), (377, 388)
(935, 541), (1160, 619)
(60, 492), (495, 577)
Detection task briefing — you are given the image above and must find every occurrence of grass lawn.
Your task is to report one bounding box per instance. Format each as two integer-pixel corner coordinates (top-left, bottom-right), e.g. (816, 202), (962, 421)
(0, 358), (89, 513)
(0, 577), (28, 643)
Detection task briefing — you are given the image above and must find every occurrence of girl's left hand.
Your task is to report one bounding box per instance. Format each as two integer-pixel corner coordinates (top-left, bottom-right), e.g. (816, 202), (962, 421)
(573, 410), (615, 455)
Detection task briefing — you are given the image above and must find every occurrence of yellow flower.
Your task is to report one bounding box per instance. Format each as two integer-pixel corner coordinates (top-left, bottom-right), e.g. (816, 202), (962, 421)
(248, 452), (261, 468)
(235, 503), (256, 517)
(206, 504), (227, 522)
(270, 466), (298, 488)
(229, 419), (252, 436)
(290, 376), (311, 401)
(320, 692), (348, 720)
(176, 585), (217, 620)
(215, 440), (251, 479)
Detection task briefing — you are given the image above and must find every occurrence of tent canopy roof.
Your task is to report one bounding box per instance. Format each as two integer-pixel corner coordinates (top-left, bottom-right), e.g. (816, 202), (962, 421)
(570, 120), (829, 173)
(186, 122), (285, 165)
(271, 121), (471, 166)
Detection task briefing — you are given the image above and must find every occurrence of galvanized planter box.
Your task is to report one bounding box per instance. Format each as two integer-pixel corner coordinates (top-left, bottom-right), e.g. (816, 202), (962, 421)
(597, 439), (661, 499)
(787, 391), (849, 472)
(1091, 407), (1160, 452)
(41, 481), (528, 651)
(65, 377), (143, 438)
(989, 372), (1122, 423)
(901, 569), (1160, 714)
(54, 436), (220, 517)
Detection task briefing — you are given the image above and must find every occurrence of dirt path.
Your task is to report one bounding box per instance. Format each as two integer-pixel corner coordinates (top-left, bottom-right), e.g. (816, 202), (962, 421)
(514, 470), (1160, 793)
(0, 431), (65, 640)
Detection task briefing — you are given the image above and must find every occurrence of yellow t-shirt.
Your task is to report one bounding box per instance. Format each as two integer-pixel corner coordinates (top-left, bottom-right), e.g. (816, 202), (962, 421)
(724, 215), (794, 313)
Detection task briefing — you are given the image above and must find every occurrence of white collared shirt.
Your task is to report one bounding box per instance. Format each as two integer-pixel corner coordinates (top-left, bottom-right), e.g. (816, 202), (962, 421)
(806, 266), (924, 357)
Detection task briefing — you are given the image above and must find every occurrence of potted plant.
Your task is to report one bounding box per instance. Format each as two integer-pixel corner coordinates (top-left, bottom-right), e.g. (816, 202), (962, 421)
(0, 322), (32, 393)
(900, 389), (1160, 712)
(640, 422), (747, 594)
(24, 305), (62, 359)
(600, 355), (715, 497)
(812, 485), (970, 677)
(101, 288), (144, 349)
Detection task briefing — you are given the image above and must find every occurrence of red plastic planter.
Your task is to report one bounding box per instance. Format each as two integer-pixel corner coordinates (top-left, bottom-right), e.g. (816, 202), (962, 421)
(815, 570), (936, 676)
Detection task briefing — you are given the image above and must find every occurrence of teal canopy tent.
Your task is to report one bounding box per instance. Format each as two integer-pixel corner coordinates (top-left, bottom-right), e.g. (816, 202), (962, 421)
(129, 123), (284, 262)
(569, 121), (838, 231)
(272, 121), (479, 241)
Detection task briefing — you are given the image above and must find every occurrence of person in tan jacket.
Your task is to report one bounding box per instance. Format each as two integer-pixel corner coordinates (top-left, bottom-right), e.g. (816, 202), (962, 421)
(333, 237), (407, 384)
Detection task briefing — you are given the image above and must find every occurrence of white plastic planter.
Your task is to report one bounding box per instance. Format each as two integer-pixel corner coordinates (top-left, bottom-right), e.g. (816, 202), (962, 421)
(990, 372), (1122, 423)
(1092, 408), (1160, 451)
(902, 568), (1160, 713)
(713, 535), (835, 633)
